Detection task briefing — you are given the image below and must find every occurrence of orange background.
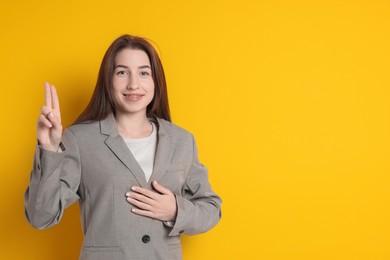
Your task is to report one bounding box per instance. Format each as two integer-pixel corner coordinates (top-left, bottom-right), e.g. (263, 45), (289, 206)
(1, 0), (390, 259)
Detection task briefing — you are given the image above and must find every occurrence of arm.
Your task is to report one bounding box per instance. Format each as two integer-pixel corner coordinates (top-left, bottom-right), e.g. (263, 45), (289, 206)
(126, 134), (222, 236)
(168, 135), (222, 236)
(24, 83), (81, 229)
(24, 129), (81, 230)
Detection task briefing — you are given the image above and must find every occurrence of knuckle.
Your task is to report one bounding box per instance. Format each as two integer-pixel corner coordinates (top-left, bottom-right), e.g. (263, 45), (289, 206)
(37, 117), (47, 125)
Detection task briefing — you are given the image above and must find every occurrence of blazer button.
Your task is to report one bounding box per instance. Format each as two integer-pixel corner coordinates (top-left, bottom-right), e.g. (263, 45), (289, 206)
(142, 235), (151, 243)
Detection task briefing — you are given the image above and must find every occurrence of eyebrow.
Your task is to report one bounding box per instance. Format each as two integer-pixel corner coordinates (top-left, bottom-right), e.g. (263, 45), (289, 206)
(114, 64), (151, 69)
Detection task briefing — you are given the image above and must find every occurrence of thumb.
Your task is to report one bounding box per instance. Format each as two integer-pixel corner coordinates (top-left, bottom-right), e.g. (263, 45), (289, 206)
(152, 181), (171, 195)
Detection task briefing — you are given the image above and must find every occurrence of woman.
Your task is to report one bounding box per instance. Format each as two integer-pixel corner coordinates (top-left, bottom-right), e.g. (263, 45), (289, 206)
(24, 34), (222, 260)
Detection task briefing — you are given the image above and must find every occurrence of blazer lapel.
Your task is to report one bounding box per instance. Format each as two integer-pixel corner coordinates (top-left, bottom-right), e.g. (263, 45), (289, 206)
(149, 118), (175, 183)
(100, 114), (147, 187)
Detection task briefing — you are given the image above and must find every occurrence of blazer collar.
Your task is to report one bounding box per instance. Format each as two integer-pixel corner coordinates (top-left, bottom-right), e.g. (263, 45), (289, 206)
(99, 113), (175, 188)
(150, 117), (175, 186)
(100, 113), (119, 137)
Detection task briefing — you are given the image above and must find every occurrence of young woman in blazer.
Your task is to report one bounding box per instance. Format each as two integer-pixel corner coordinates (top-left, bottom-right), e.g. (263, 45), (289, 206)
(24, 35), (222, 260)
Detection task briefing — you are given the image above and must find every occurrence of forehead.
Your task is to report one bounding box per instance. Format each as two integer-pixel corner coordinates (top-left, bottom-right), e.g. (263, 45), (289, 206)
(115, 48), (151, 66)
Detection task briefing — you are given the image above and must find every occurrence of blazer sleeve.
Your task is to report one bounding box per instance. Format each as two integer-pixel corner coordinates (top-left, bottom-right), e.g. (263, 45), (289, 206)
(169, 135), (222, 236)
(24, 129), (81, 230)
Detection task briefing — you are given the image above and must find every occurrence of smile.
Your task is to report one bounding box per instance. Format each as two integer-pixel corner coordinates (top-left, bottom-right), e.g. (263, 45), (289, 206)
(123, 93), (144, 101)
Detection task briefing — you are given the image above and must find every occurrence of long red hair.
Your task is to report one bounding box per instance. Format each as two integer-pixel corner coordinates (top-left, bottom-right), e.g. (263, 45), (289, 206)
(74, 34), (171, 124)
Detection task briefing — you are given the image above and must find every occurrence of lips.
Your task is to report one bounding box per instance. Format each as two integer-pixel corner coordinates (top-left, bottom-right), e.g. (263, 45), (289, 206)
(123, 93), (144, 101)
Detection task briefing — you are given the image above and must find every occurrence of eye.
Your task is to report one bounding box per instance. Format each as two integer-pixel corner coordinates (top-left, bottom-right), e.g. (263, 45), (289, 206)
(116, 70), (128, 76)
(139, 71), (150, 77)
(115, 70), (129, 78)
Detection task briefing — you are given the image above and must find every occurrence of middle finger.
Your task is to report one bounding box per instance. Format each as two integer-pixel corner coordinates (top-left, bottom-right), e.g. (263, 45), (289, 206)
(127, 192), (155, 205)
(44, 82), (53, 109)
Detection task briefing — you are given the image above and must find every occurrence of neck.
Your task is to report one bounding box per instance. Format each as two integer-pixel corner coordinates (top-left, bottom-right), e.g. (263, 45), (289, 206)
(115, 112), (152, 139)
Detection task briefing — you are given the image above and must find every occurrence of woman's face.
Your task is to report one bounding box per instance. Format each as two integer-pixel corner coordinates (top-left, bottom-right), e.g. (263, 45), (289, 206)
(112, 48), (155, 118)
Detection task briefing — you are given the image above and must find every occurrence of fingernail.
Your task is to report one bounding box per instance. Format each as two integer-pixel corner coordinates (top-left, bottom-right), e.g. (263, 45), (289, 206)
(125, 192), (130, 197)
(49, 112), (54, 118)
(131, 186), (137, 191)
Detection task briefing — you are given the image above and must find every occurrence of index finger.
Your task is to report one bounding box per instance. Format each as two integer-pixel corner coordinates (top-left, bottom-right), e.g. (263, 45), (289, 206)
(131, 186), (157, 200)
(44, 82), (52, 109)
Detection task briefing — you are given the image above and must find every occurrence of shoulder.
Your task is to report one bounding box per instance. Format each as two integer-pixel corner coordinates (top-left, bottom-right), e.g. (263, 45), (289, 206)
(156, 118), (194, 142)
(65, 120), (100, 138)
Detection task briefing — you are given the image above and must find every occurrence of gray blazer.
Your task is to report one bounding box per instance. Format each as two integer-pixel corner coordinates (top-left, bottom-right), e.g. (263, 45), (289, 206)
(24, 114), (222, 260)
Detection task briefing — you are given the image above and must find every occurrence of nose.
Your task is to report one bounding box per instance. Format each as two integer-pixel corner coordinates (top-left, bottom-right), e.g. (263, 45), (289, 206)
(126, 75), (139, 90)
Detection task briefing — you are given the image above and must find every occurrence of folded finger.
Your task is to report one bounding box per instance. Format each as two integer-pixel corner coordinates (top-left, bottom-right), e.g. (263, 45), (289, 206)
(46, 112), (62, 130)
(40, 106), (62, 130)
(41, 106), (52, 117)
(37, 114), (53, 128)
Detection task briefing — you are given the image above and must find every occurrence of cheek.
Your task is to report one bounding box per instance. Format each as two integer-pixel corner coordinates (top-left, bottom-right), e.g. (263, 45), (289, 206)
(149, 81), (155, 94)
(146, 84), (155, 104)
(112, 79), (124, 93)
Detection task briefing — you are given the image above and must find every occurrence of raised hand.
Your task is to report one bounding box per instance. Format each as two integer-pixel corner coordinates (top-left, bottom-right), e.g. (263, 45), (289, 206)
(126, 181), (178, 222)
(36, 82), (63, 152)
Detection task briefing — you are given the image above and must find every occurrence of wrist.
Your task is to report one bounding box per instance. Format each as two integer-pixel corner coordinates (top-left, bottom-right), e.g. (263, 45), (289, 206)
(38, 141), (60, 152)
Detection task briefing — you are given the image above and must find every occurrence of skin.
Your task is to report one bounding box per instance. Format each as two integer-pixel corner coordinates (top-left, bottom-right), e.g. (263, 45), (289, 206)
(36, 49), (177, 223)
(37, 82), (62, 152)
(113, 48), (155, 138)
(113, 48), (177, 222)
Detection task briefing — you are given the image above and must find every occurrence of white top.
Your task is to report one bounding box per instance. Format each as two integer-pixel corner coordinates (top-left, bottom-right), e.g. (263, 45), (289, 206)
(122, 123), (157, 182)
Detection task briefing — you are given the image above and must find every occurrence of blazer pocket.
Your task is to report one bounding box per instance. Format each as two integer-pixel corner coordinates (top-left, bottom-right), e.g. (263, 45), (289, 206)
(162, 168), (187, 194)
(167, 243), (182, 260)
(166, 164), (187, 172)
(83, 246), (121, 252)
(80, 246), (121, 260)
